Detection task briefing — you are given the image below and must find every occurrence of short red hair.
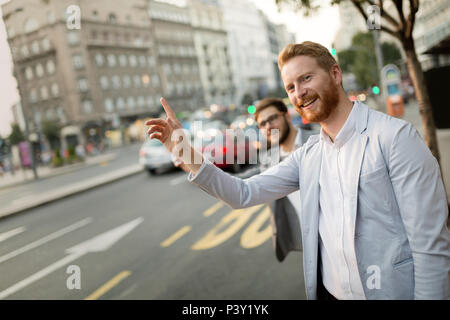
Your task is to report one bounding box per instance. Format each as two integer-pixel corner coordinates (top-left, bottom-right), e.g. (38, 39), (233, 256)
(278, 41), (337, 72)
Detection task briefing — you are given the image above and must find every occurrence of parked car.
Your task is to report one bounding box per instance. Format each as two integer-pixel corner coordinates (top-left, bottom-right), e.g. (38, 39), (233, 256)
(139, 138), (175, 175)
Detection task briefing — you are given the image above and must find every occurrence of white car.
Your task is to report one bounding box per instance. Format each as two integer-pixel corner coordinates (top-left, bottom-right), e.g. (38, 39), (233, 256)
(139, 138), (175, 175)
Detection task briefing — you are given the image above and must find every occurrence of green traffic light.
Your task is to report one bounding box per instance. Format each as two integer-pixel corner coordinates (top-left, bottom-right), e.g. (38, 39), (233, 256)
(331, 48), (337, 56)
(372, 86), (380, 95)
(248, 105), (256, 114)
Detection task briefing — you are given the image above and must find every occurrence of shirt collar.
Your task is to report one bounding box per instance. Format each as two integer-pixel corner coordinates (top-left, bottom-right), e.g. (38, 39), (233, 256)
(320, 101), (358, 148)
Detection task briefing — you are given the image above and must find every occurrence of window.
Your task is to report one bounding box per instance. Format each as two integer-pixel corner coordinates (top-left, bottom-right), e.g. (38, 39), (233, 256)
(104, 98), (114, 112)
(174, 64), (181, 74)
(42, 38), (51, 51)
(152, 74), (160, 87)
(51, 83), (59, 96)
(40, 86), (49, 100)
(72, 54), (84, 69)
(147, 55), (155, 67)
(107, 54), (117, 67)
(31, 41), (40, 54)
(47, 11), (55, 24)
(78, 78), (89, 92)
(24, 18), (40, 34)
(163, 64), (171, 74)
(25, 67), (33, 80)
(112, 75), (121, 89)
(36, 64), (44, 77)
(176, 82), (183, 95)
(129, 55), (137, 67)
(67, 31), (80, 45)
(127, 96), (136, 109)
(116, 97), (125, 110)
(133, 75), (141, 88)
(46, 60), (55, 74)
(100, 76), (109, 89)
(108, 13), (117, 23)
(139, 55), (147, 67)
(92, 10), (99, 20)
(21, 45), (29, 57)
(123, 75), (131, 88)
(119, 54), (127, 67)
(57, 107), (66, 123)
(95, 53), (104, 66)
(30, 89), (38, 103)
(82, 100), (93, 113)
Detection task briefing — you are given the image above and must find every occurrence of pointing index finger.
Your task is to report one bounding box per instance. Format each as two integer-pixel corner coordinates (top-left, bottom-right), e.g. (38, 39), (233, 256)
(160, 97), (176, 119)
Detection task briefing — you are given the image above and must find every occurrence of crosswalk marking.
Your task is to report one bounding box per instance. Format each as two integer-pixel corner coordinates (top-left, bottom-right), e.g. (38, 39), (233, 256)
(0, 218), (92, 265)
(160, 226), (191, 247)
(0, 227), (26, 243)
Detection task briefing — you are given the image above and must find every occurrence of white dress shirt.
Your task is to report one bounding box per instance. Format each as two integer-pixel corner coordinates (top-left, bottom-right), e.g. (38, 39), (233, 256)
(318, 104), (366, 300)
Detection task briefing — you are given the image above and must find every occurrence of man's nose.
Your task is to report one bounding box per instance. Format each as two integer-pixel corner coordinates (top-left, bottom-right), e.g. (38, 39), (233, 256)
(295, 85), (307, 101)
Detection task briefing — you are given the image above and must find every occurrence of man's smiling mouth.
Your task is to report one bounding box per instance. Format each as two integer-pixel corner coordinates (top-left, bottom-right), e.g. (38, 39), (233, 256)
(301, 97), (317, 109)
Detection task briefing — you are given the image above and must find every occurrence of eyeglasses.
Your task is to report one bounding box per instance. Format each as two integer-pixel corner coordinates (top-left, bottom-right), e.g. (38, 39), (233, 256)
(257, 113), (282, 128)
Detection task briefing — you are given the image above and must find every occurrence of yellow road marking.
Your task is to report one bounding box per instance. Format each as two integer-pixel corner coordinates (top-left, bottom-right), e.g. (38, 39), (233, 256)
(160, 226), (191, 247)
(85, 271), (131, 300)
(192, 204), (264, 250)
(203, 201), (224, 217)
(99, 161), (109, 166)
(240, 206), (272, 248)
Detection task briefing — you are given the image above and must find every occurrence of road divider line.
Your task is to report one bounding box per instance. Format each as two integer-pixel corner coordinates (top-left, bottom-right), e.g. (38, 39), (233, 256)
(0, 226), (26, 243)
(85, 271), (132, 300)
(203, 201), (224, 217)
(0, 218), (92, 264)
(160, 226), (191, 247)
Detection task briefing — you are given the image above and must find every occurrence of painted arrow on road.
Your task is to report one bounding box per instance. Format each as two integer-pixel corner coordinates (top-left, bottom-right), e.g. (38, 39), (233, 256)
(0, 217), (144, 300)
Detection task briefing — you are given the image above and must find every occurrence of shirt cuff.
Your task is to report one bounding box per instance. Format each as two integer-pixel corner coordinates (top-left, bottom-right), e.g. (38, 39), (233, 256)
(187, 157), (215, 184)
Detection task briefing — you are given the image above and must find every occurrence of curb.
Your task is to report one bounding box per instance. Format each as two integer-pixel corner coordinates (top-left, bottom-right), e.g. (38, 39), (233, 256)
(0, 164), (144, 220)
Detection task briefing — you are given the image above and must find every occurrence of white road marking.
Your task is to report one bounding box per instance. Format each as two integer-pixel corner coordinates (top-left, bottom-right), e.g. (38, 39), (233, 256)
(0, 218), (92, 264)
(0, 227), (26, 243)
(0, 217), (143, 300)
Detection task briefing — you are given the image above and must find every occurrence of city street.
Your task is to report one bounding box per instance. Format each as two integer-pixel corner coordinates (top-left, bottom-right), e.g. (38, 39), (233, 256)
(0, 161), (306, 300)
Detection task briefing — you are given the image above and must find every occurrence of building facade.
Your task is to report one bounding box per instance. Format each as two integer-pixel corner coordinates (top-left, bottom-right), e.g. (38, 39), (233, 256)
(3, 0), (163, 149)
(187, 0), (234, 108)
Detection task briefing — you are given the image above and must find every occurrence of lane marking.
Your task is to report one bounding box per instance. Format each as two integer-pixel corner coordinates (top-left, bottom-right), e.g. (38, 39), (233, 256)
(192, 204), (264, 250)
(0, 218), (142, 300)
(240, 206), (272, 248)
(160, 226), (191, 247)
(0, 251), (84, 300)
(0, 226), (26, 243)
(85, 271), (132, 300)
(169, 175), (186, 186)
(0, 218), (92, 265)
(203, 201), (224, 217)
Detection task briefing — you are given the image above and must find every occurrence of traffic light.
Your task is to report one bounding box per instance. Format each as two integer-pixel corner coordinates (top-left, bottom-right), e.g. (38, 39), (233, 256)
(331, 48), (337, 56)
(247, 105), (256, 114)
(372, 85), (380, 95)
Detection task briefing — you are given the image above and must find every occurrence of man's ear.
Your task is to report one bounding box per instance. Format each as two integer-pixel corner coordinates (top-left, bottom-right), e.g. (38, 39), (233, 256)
(330, 64), (342, 86)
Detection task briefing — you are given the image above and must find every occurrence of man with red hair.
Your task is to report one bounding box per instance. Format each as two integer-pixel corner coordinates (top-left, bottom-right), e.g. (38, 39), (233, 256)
(146, 42), (449, 300)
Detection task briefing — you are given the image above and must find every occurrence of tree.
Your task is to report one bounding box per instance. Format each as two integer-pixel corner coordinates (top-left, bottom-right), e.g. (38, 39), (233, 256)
(338, 31), (402, 89)
(275, 0), (442, 167)
(8, 123), (25, 146)
(42, 120), (61, 150)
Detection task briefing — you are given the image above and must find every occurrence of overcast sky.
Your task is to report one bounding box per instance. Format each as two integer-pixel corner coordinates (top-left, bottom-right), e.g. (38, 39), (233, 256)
(0, 0), (340, 137)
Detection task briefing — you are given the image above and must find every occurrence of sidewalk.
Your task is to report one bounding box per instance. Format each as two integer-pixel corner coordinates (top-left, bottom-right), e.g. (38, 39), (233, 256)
(0, 152), (117, 190)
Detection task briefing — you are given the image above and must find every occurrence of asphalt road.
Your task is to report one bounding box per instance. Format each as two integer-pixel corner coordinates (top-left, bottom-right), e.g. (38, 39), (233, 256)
(0, 167), (306, 300)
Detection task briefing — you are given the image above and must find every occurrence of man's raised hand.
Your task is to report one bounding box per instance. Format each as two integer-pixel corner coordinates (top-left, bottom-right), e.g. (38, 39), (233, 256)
(145, 97), (182, 153)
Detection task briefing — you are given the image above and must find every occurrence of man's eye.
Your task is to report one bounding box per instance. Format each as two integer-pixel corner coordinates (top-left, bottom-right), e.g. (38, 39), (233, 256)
(304, 75), (311, 81)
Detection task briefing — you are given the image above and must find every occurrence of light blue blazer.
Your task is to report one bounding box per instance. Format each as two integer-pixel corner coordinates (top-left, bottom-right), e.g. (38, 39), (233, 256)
(188, 102), (450, 299)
